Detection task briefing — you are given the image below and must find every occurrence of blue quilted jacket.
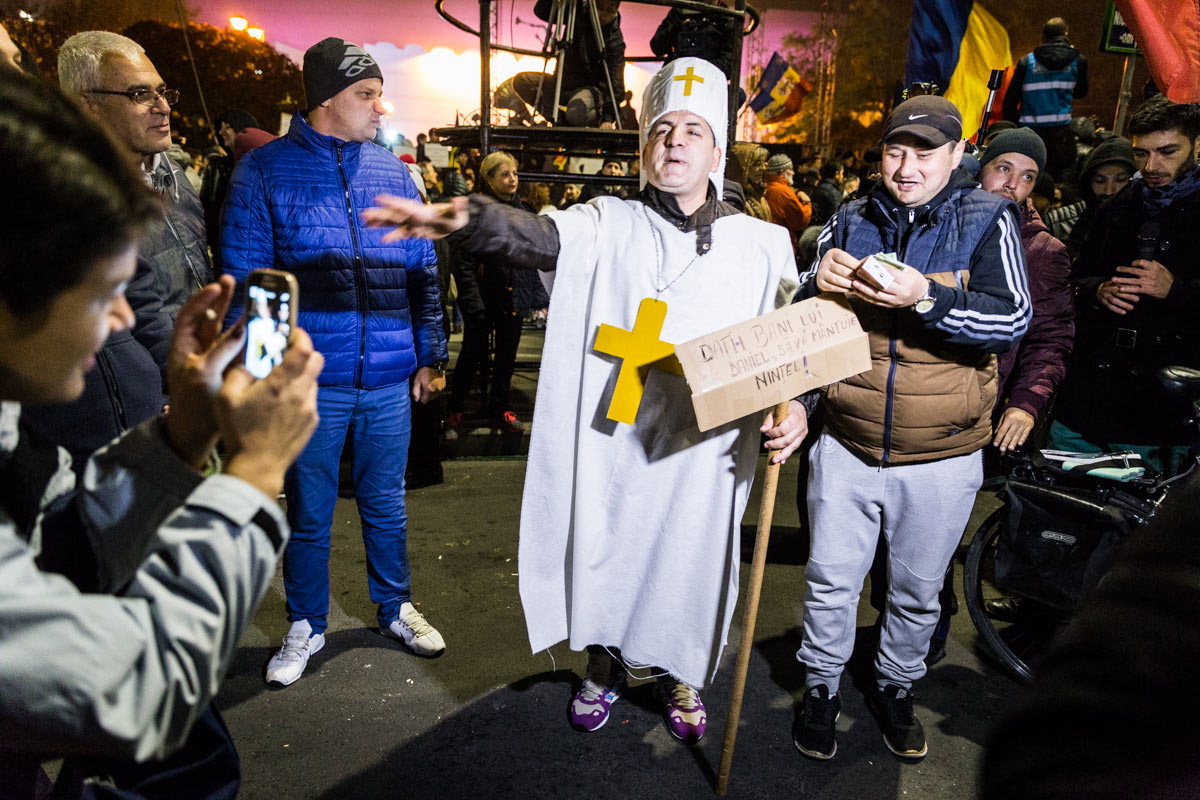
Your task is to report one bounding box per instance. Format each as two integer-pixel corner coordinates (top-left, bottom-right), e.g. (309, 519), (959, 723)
(220, 112), (446, 388)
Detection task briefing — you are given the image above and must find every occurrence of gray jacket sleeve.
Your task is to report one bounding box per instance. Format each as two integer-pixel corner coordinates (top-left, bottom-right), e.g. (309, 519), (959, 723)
(449, 195), (561, 271)
(0, 418), (288, 762)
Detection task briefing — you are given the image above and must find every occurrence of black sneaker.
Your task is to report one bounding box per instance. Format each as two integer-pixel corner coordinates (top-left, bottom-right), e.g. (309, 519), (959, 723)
(793, 685), (841, 760)
(864, 684), (927, 760)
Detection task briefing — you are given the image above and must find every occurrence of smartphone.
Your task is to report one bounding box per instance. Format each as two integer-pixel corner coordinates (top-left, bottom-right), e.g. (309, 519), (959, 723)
(244, 269), (299, 379)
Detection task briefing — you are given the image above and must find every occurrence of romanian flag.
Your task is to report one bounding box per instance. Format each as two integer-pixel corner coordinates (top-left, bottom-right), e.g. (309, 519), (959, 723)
(749, 52), (813, 125)
(1114, 0), (1200, 102)
(905, 0), (1013, 140)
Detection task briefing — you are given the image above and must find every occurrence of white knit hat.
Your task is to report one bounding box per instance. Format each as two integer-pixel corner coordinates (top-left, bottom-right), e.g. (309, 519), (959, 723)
(639, 57), (728, 199)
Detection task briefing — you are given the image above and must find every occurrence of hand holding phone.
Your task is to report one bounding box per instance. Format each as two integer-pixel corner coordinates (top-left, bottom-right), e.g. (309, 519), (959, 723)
(244, 269), (299, 379)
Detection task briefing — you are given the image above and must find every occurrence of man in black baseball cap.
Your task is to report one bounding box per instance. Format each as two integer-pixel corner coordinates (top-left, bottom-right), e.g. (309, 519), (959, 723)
(790, 92), (1030, 764)
(877, 95), (966, 206)
(882, 94), (964, 146)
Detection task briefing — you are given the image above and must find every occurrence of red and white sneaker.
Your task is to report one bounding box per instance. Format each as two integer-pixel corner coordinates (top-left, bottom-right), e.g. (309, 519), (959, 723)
(443, 412), (463, 441)
(491, 410), (526, 433)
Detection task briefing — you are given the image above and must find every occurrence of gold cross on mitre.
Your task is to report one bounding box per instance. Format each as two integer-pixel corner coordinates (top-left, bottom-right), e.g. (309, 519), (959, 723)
(593, 298), (684, 425)
(673, 65), (704, 96)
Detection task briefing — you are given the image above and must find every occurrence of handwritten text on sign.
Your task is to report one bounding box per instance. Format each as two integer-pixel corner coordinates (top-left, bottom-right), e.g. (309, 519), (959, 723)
(675, 295), (870, 431)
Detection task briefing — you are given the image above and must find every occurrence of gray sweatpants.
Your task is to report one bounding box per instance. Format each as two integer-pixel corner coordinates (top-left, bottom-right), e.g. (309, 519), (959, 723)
(797, 433), (982, 693)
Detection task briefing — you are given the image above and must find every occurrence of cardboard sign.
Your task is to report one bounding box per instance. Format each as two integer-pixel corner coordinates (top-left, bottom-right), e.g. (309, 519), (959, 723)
(424, 142), (451, 169)
(675, 294), (871, 432)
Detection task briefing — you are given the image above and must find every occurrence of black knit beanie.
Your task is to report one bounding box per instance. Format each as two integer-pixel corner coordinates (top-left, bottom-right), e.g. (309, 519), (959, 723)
(303, 37), (383, 111)
(978, 127), (1047, 173)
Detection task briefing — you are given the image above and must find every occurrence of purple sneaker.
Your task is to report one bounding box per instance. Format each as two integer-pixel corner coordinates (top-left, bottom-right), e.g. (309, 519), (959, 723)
(658, 678), (707, 742)
(568, 679), (621, 732)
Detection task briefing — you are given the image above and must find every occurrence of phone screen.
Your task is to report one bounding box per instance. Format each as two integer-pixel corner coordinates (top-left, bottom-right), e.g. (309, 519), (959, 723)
(245, 282), (293, 379)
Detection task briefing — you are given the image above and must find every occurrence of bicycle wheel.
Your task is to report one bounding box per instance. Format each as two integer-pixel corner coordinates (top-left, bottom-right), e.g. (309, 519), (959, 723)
(963, 507), (1070, 683)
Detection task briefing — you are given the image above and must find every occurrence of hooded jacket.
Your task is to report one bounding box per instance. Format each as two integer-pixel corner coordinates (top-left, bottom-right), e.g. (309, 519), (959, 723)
(797, 170), (1031, 464)
(1049, 136), (1137, 257)
(220, 112), (447, 389)
(0, 408), (287, 765)
(1003, 37), (1089, 127)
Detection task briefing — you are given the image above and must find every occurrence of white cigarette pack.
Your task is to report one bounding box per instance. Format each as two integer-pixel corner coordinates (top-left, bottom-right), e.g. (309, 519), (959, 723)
(857, 252), (910, 291)
(858, 255), (896, 290)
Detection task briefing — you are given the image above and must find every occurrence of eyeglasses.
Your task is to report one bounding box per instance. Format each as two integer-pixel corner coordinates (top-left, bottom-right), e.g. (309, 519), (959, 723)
(86, 88), (180, 107)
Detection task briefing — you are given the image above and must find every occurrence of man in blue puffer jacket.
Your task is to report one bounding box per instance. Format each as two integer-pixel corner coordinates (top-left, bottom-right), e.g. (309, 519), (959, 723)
(221, 37), (449, 687)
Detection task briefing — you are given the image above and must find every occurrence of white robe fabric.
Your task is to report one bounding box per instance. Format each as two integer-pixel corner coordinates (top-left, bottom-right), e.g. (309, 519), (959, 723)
(518, 197), (798, 688)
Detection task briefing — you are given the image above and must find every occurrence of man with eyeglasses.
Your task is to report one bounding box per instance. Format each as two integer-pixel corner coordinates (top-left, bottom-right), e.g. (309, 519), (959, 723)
(20, 33), (199, 481)
(59, 31), (210, 376)
(20, 32), (189, 473)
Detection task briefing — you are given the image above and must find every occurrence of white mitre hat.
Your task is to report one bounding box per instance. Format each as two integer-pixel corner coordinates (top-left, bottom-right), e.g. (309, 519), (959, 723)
(638, 57), (728, 200)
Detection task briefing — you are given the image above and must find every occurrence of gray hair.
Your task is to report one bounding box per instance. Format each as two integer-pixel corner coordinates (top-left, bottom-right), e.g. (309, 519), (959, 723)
(58, 31), (144, 96)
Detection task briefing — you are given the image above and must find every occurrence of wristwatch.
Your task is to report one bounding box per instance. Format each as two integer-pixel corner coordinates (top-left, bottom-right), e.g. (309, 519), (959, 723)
(429, 360), (448, 376)
(912, 285), (936, 314)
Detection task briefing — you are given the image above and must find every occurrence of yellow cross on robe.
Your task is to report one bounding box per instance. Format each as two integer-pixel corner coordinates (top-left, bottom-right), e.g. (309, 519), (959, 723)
(593, 297), (684, 425)
(673, 66), (705, 96)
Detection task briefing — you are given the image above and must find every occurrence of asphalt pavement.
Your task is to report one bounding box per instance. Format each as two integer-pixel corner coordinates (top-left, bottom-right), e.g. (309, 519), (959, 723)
(216, 327), (1025, 799)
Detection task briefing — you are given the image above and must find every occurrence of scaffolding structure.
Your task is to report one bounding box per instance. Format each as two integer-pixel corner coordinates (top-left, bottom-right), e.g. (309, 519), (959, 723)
(812, 0), (836, 155)
(738, 7), (765, 143)
(433, 0), (761, 187)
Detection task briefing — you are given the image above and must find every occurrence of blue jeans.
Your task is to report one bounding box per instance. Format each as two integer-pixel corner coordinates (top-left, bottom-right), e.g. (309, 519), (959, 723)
(283, 384), (412, 634)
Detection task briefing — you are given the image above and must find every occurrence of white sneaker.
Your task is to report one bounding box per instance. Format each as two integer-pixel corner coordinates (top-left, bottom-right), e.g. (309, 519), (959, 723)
(265, 619), (326, 686)
(384, 601), (446, 657)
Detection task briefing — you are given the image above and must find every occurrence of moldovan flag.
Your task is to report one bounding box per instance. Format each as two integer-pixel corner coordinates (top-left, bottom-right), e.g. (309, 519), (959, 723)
(1114, 0), (1200, 102)
(749, 52), (812, 125)
(905, 0), (1013, 140)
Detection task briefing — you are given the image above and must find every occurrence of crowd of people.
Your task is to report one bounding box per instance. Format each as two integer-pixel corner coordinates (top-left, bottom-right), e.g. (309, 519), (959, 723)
(0, 6), (1198, 798)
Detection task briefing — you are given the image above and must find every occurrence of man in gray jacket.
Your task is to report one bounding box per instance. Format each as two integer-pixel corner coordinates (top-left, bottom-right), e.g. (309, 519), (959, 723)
(0, 69), (322, 798)
(59, 30), (211, 372)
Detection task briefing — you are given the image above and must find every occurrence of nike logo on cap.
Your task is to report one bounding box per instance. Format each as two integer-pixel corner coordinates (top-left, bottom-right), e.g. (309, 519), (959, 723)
(908, 114), (928, 120)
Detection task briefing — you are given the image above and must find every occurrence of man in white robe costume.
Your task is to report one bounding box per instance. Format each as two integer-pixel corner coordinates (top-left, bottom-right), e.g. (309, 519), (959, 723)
(363, 57), (808, 741)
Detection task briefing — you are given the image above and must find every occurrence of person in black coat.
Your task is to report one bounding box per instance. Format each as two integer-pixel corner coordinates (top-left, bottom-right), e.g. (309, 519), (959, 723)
(1048, 96), (1200, 476)
(444, 152), (549, 437)
(650, 0), (739, 78)
(809, 161), (844, 227)
(20, 256), (168, 472)
(498, 0), (626, 127)
(198, 108), (258, 266)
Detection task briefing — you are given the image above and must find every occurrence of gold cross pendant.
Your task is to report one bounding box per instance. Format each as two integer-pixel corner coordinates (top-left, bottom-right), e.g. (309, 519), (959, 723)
(593, 298), (684, 425)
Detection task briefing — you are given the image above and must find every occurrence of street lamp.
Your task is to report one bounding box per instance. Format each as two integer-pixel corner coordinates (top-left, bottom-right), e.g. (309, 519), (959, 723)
(229, 16), (247, 31)
(247, 27), (265, 41)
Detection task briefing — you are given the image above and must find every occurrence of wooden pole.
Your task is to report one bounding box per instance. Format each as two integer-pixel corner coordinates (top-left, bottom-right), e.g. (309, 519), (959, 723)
(1113, 53), (1138, 136)
(715, 400), (791, 796)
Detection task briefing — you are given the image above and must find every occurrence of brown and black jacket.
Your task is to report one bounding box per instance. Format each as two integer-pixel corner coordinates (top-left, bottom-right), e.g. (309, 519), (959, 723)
(796, 170), (1031, 464)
